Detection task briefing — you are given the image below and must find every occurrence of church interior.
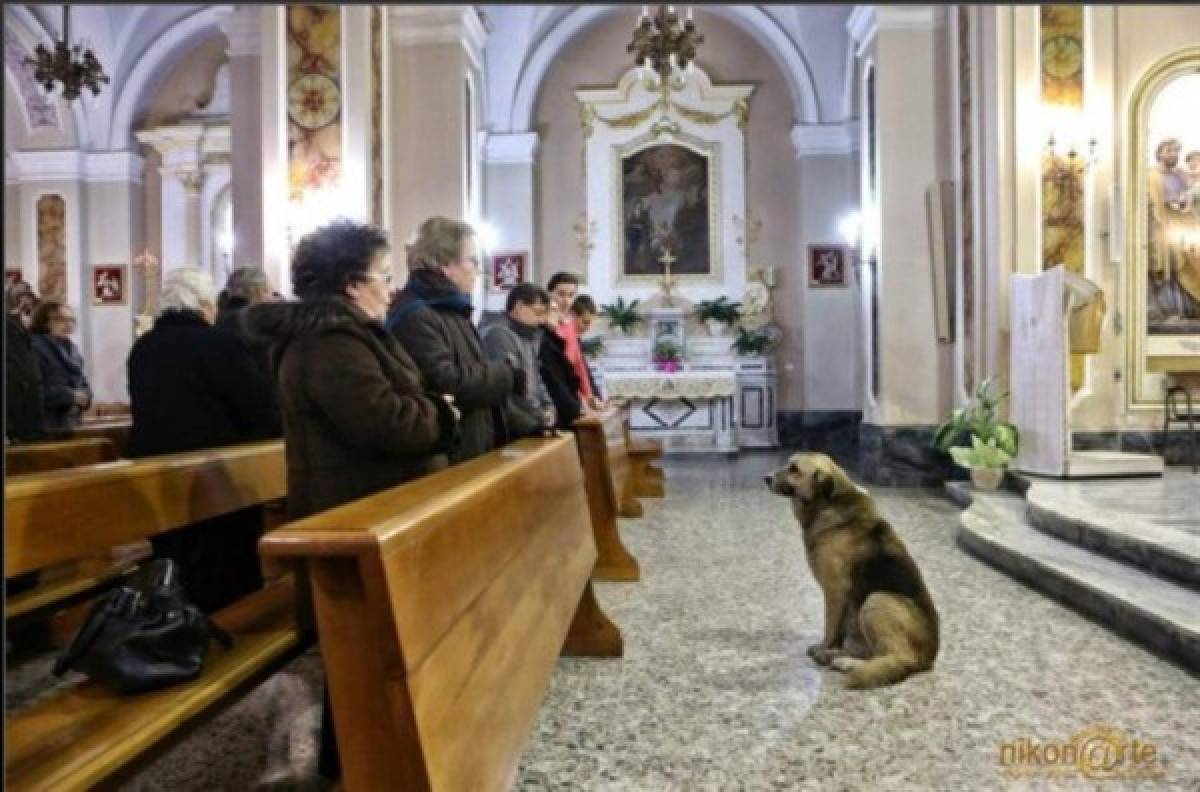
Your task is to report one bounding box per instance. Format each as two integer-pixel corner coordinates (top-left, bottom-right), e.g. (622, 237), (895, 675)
(4, 4), (1199, 789)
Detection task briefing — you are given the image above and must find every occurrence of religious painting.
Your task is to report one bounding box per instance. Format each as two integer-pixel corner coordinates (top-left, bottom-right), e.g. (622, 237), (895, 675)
(808, 245), (848, 288)
(490, 251), (526, 292)
(620, 143), (711, 278)
(92, 265), (126, 306)
(37, 194), (66, 299)
(1143, 72), (1200, 336)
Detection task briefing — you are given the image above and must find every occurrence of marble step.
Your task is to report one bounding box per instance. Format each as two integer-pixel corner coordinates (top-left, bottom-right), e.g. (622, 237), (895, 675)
(955, 489), (1200, 673)
(1023, 478), (1200, 589)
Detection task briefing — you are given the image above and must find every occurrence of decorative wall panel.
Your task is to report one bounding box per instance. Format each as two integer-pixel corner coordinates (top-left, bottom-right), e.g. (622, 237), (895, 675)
(36, 194), (66, 299)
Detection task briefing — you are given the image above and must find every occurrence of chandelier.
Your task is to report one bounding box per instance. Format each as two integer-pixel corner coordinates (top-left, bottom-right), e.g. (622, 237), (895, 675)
(24, 5), (110, 101)
(627, 5), (704, 88)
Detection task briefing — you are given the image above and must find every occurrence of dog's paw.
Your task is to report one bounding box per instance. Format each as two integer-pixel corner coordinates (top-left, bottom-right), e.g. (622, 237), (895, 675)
(810, 647), (838, 666)
(830, 656), (865, 674)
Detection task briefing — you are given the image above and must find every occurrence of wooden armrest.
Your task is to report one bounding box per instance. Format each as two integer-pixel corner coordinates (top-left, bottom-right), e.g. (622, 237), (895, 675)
(5, 578), (301, 792)
(6, 558), (140, 622)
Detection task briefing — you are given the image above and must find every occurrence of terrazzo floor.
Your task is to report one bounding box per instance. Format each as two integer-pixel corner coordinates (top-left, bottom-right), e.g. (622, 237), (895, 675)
(7, 451), (1199, 790)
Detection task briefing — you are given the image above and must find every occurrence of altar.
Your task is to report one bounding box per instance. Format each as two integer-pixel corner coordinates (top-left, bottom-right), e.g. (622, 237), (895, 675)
(592, 334), (779, 454)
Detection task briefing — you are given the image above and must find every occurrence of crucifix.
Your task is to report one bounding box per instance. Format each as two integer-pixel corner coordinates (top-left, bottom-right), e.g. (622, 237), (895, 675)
(658, 247), (677, 305)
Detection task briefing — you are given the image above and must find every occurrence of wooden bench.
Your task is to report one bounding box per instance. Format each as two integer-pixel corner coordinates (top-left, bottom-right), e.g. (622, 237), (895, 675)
(621, 413), (666, 500)
(6, 437), (118, 475)
(260, 435), (621, 792)
(68, 418), (132, 458)
(572, 409), (643, 581)
(4, 440), (303, 792)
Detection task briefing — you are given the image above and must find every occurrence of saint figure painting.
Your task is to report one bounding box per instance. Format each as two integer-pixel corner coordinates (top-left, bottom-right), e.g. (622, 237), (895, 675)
(621, 144), (711, 277)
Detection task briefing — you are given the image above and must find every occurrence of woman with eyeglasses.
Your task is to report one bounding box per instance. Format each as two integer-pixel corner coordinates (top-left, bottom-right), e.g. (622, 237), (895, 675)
(245, 219), (459, 785)
(29, 299), (92, 432)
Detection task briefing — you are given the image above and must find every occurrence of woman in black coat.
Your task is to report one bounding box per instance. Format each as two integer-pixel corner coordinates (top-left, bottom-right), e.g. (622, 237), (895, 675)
(29, 299), (92, 432)
(126, 268), (279, 615)
(386, 216), (520, 463)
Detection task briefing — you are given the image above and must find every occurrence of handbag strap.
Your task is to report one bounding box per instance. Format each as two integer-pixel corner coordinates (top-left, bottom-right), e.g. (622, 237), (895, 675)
(205, 616), (234, 649)
(52, 591), (129, 676)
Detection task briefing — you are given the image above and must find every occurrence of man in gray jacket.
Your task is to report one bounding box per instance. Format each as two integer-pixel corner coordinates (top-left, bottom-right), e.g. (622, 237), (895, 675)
(482, 282), (557, 437)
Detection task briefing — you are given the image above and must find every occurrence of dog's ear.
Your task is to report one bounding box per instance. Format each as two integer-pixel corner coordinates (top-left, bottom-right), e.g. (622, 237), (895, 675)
(814, 470), (835, 500)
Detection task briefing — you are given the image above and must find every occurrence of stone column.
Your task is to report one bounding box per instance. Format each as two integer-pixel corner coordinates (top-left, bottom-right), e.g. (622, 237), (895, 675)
(387, 6), (488, 250)
(217, 5), (265, 271)
(483, 131), (538, 311)
(850, 6), (957, 485)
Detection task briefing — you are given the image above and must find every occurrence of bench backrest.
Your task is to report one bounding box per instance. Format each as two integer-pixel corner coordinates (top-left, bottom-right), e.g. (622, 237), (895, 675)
(69, 419), (132, 457)
(4, 440), (285, 578)
(573, 407), (632, 514)
(5, 437), (118, 475)
(259, 435), (596, 792)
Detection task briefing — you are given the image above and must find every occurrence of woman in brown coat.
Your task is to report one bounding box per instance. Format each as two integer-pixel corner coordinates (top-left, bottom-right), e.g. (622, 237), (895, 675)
(246, 220), (459, 519)
(245, 219), (458, 783)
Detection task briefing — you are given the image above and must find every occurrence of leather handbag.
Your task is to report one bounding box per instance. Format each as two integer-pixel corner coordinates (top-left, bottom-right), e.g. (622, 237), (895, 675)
(52, 559), (233, 695)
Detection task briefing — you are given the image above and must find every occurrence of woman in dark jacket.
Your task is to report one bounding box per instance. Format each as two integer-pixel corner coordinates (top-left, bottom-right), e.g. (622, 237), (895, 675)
(30, 299), (92, 432)
(244, 219), (458, 783)
(385, 216), (519, 463)
(539, 301), (584, 429)
(127, 268), (279, 615)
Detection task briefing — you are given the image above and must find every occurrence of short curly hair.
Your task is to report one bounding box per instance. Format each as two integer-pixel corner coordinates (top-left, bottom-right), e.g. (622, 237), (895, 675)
(291, 220), (391, 300)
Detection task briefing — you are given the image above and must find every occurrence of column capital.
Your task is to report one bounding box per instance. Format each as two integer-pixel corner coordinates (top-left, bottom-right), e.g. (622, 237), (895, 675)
(216, 5), (262, 58)
(484, 132), (540, 166)
(847, 5), (944, 57)
(388, 5), (487, 70)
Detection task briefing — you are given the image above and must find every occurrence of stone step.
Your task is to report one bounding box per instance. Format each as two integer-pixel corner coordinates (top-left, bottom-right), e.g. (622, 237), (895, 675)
(954, 489), (1200, 673)
(1023, 477), (1200, 589)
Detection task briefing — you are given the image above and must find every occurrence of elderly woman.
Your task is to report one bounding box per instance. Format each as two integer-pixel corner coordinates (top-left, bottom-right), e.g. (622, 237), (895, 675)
(30, 299), (92, 432)
(126, 268), (278, 614)
(245, 219), (458, 784)
(386, 216), (519, 463)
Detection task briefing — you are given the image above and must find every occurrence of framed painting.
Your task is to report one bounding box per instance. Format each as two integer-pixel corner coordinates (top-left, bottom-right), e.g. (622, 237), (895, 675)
(619, 142), (713, 280)
(808, 245), (848, 288)
(489, 251), (526, 292)
(5, 268), (22, 287)
(93, 265), (126, 305)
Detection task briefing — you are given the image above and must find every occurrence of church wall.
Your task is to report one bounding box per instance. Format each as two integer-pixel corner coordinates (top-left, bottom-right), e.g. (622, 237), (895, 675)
(3, 73), (78, 152)
(4, 180), (20, 274)
(990, 5), (1200, 443)
(533, 10), (857, 413)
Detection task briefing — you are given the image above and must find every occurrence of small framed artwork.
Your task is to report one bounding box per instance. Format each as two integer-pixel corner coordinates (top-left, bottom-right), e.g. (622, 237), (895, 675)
(92, 265), (126, 305)
(5, 268), (23, 287)
(490, 251), (526, 292)
(808, 245), (848, 288)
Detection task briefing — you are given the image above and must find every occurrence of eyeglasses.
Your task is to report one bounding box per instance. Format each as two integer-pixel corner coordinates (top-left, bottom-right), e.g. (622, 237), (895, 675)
(364, 271), (394, 285)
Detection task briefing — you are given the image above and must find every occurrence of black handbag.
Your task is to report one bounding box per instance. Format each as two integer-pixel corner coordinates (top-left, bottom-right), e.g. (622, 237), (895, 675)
(52, 559), (234, 695)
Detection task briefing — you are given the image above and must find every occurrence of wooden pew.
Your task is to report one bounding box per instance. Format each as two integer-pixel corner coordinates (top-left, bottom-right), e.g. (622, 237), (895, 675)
(5, 437), (118, 475)
(5, 440), (302, 792)
(572, 409), (642, 581)
(260, 435), (621, 792)
(621, 413), (666, 499)
(68, 418), (132, 458)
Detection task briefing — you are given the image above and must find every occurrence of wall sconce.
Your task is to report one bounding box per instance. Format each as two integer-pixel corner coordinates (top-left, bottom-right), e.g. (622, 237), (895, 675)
(1045, 132), (1098, 169)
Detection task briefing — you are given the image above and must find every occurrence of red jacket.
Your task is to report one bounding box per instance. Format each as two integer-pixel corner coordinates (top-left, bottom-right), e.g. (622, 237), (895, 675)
(554, 318), (593, 402)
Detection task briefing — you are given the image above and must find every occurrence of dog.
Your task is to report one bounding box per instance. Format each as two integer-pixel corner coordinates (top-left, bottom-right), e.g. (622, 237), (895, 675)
(766, 452), (939, 688)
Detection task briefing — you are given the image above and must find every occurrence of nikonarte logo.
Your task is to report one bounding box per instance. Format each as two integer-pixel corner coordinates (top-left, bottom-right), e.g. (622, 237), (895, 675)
(998, 725), (1166, 780)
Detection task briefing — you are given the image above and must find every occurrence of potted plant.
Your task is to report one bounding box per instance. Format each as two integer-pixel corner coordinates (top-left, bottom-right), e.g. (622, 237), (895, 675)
(581, 336), (605, 359)
(731, 325), (780, 357)
(693, 297), (743, 336)
(600, 297), (643, 336)
(652, 339), (683, 372)
(932, 377), (1019, 490)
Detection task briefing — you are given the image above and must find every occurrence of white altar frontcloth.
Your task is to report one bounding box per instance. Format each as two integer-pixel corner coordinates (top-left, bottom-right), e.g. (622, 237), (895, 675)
(603, 369), (738, 401)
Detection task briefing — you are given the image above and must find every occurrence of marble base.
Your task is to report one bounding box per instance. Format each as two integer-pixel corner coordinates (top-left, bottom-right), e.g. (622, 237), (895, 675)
(952, 487), (1200, 673)
(1073, 429), (1198, 468)
(857, 423), (963, 487)
(777, 411), (861, 472)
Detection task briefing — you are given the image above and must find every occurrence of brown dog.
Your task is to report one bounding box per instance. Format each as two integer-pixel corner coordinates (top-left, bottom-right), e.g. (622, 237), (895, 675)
(766, 452), (939, 688)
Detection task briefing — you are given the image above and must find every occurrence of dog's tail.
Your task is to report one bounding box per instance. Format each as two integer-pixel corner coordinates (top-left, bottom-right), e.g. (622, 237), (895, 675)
(844, 653), (923, 689)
